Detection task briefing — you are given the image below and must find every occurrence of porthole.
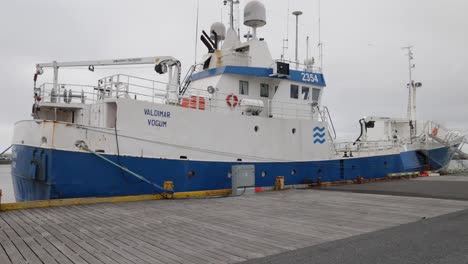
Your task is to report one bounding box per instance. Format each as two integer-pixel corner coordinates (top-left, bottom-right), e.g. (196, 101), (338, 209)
(188, 170), (195, 177)
(227, 172), (232, 178)
(254, 126), (259, 132)
(292, 128), (296, 134)
(291, 169), (296, 175)
(261, 171), (267, 177)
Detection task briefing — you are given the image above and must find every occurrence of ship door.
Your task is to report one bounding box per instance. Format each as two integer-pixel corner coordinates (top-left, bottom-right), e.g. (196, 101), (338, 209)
(105, 102), (117, 128)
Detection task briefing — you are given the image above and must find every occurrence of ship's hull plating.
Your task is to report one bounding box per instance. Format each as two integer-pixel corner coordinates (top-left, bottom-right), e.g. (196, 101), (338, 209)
(11, 144), (456, 201)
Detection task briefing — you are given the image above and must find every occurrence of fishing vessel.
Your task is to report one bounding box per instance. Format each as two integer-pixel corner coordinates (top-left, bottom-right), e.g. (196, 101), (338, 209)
(11, 1), (466, 201)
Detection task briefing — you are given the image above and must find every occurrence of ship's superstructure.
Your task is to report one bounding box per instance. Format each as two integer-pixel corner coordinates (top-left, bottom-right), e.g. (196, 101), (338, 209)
(11, 1), (466, 201)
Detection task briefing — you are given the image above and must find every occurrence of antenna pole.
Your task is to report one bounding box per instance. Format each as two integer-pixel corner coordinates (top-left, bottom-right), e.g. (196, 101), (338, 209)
(281, 39), (288, 61)
(281, 1), (290, 61)
(194, 0), (200, 64)
(227, 0), (235, 29)
(318, 0), (323, 70)
(403, 46), (415, 121)
(292, 11), (303, 70)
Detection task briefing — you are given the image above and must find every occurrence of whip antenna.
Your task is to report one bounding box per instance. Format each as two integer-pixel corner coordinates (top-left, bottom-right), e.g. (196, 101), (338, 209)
(194, 0), (200, 64)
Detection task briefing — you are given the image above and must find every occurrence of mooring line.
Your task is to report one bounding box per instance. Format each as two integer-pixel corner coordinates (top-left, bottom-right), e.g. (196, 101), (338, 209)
(75, 140), (174, 196)
(0, 145), (12, 156)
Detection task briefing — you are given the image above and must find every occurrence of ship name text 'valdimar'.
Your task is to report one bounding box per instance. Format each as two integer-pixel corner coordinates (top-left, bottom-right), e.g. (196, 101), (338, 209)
(144, 108), (171, 127)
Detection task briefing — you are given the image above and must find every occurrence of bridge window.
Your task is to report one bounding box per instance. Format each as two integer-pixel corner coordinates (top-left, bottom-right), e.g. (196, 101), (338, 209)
(239, 80), (249, 95)
(260, 83), (269, 97)
(312, 88), (320, 102)
(302, 86), (310, 100)
(290, 85), (299, 99)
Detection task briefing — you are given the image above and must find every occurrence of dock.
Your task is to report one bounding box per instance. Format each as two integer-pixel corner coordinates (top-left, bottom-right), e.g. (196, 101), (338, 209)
(1, 173), (468, 264)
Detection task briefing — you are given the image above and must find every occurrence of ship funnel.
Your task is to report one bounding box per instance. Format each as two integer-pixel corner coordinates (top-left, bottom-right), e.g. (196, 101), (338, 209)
(244, 1), (266, 40)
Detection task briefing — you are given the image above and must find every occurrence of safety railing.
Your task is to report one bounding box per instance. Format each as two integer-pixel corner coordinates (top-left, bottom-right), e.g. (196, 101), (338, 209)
(37, 73), (332, 121)
(417, 121), (465, 144)
(334, 140), (399, 157)
(274, 59), (322, 73)
(96, 74), (170, 103)
(38, 83), (98, 104)
(266, 100), (317, 119)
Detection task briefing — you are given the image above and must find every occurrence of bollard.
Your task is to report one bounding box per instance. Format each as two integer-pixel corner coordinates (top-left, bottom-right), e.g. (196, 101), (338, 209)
(275, 176), (285, 191)
(163, 181), (174, 199)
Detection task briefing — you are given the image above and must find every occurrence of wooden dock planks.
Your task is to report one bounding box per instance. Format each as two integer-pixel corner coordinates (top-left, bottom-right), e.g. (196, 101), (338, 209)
(0, 189), (467, 264)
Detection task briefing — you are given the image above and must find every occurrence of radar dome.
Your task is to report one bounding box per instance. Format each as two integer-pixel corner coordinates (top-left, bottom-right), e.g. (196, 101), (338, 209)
(244, 1), (266, 28)
(210, 22), (226, 41)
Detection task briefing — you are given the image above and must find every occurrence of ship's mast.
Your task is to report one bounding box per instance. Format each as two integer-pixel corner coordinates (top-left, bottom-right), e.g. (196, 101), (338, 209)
(402, 46), (422, 138)
(403, 46), (415, 121)
(292, 11), (303, 70)
(224, 0), (239, 30)
(318, 0), (323, 70)
(223, 0), (240, 48)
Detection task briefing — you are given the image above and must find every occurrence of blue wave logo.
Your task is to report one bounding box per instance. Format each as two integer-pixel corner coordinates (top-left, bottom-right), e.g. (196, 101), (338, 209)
(313, 127), (326, 144)
(314, 139), (326, 144)
(313, 132), (325, 138)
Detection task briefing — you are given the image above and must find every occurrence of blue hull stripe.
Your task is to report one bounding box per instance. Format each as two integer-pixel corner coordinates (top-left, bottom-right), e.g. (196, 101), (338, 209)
(190, 66), (326, 87)
(11, 145), (455, 201)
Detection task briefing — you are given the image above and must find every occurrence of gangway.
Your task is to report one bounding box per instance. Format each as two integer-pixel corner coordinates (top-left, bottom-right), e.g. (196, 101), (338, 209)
(428, 134), (468, 160)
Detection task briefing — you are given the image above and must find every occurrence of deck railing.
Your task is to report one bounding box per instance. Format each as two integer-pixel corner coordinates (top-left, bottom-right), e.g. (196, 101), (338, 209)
(274, 59), (322, 73)
(38, 83), (97, 104)
(38, 74), (325, 120)
(334, 140), (399, 158)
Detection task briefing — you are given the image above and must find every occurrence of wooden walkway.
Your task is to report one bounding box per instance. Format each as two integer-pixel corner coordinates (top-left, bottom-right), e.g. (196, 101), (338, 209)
(0, 189), (467, 264)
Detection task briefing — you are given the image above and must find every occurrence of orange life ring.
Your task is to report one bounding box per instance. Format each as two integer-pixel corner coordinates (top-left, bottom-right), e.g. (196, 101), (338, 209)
(226, 93), (239, 108)
(432, 127), (438, 136)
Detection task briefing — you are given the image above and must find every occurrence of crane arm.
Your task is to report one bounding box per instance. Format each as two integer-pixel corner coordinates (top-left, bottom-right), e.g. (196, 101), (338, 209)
(36, 56), (178, 69)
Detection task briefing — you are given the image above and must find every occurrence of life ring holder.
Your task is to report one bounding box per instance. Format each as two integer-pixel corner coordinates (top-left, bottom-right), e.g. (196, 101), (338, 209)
(226, 93), (239, 108)
(432, 127), (439, 136)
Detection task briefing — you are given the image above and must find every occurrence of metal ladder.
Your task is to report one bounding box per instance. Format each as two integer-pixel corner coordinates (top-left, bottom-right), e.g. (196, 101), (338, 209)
(318, 106), (338, 155)
(179, 64), (197, 96)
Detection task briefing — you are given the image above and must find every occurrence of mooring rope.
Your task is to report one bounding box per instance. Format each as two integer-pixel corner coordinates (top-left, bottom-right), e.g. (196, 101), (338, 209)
(0, 145), (12, 157)
(75, 140), (174, 196)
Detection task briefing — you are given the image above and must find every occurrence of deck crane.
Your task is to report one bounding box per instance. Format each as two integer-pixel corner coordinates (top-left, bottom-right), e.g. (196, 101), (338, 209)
(34, 56), (181, 105)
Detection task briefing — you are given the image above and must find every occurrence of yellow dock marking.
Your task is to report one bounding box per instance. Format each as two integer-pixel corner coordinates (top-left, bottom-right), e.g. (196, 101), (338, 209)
(0, 189), (231, 211)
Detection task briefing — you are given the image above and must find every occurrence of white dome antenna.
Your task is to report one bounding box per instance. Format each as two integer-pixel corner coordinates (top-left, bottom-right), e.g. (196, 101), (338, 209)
(210, 22), (226, 41)
(244, 1), (266, 40)
(210, 22), (226, 49)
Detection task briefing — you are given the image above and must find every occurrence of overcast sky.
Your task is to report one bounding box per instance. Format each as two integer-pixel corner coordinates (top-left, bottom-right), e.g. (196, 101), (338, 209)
(0, 0), (467, 151)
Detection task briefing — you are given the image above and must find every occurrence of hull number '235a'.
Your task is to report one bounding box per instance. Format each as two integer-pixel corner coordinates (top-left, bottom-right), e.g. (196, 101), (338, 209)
(301, 72), (319, 83)
(144, 108), (171, 128)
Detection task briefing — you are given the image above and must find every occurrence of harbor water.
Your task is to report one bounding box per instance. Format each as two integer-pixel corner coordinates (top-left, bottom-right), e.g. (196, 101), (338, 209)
(0, 165), (14, 203)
